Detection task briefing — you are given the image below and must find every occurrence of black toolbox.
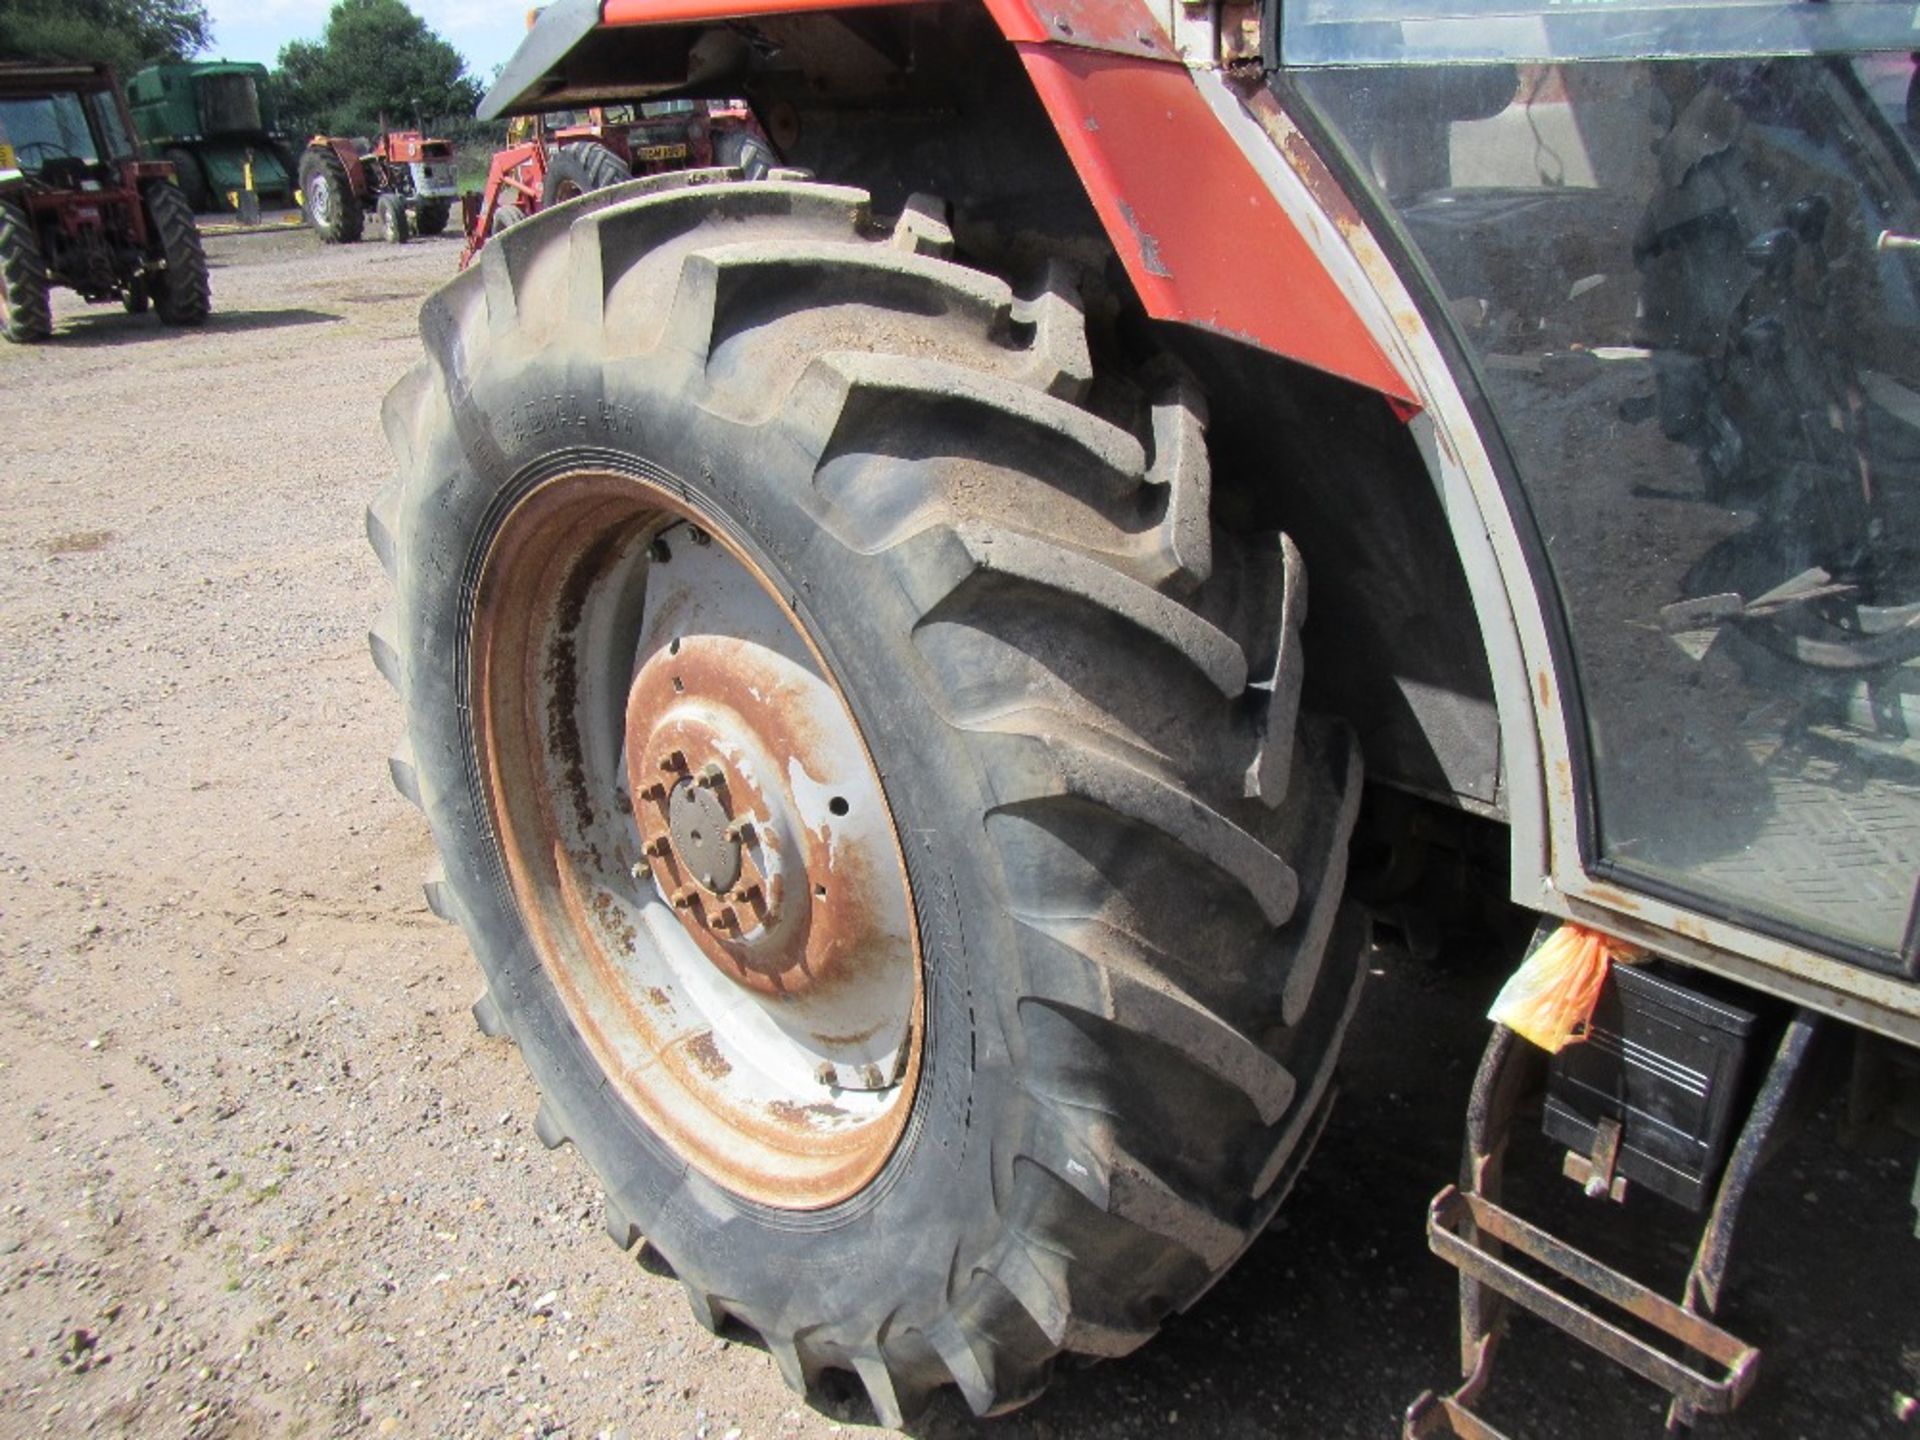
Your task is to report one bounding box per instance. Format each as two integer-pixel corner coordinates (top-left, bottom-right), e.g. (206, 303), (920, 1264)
(1542, 963), (1761, 1210)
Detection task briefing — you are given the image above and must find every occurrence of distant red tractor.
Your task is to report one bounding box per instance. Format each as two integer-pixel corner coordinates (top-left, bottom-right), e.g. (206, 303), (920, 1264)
(299, 130), (462, 245)
(458, 101), (772, 267)
(0, 61), (210, 343)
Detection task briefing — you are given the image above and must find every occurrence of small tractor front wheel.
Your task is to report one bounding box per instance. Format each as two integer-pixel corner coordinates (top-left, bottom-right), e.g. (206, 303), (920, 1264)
(163, 149), (212, 213)
(414, 200), (451, 237)
(377, 194), (411, 245)
(145, 182), (211, 327)
(489, 201), (526, 236)
(300, 146), (364, 244)
(0, 197), (52, 343)
(538, 141), (629, 206)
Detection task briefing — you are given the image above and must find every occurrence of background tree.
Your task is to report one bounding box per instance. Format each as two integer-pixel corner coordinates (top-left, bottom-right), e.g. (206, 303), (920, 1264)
(272, 0), (482, 137)
(0, 0), (212, 73)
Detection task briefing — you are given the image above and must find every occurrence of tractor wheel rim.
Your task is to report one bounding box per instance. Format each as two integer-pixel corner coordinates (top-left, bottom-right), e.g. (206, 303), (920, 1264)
(470, 469), (923, 1209)
(309, 174), (330, 224)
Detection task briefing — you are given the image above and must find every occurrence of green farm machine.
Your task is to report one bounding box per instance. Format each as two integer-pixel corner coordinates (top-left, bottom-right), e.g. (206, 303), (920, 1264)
(125, 61), (298, 213)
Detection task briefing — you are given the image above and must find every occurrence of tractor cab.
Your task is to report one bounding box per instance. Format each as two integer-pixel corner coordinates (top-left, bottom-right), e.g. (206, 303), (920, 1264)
(1270, 12), (1920, 1431)
(0, 65), (138, 189)
(0, 62), (209, 340)
(1281, 14), (1920, 976)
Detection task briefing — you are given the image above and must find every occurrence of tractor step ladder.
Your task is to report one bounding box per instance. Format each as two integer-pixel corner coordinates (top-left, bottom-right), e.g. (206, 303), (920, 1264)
(1404, 1014), (1819, 1439)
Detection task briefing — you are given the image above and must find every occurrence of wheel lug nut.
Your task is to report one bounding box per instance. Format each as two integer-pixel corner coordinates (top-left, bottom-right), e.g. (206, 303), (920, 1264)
(659, 750), (686, 773)
(695, 762), (725, 789)
(860, 1064), (885, 1089)
(643, 835), (671, 857)
(814, 1062), (837, 1088)
(708, 906), (736, 931)
(724, 818), (754, 843)
(641, 780), (668, 802)
(671, 887), (698, 910)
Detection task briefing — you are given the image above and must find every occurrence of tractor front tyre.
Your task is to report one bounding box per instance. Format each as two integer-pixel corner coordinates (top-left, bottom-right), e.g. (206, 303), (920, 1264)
(300, 147), (363, 244)
(0, 197), (52, 343)
(538, 140), (629, 207)
(373, 178), (1365, 1424)
(145, 183), (211, 327)
(377, 194), (411, 245)
(414, 200), (451, 237)
(489, 201), (526, 236)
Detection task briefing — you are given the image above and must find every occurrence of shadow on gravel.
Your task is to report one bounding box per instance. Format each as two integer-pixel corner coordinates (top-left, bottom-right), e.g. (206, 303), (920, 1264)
(51, 307), (342, 346)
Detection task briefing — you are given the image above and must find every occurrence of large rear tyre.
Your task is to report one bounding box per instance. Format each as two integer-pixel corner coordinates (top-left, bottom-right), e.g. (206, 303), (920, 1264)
(300, 146), (363, 243)
(145, 182), (210, 326)
(163, 148), (212, 213)
(0, 197), (52, 343)
(538, 140), (630, 206)
(714, 127), (776, 181)
(373, 177), (1364, 1423)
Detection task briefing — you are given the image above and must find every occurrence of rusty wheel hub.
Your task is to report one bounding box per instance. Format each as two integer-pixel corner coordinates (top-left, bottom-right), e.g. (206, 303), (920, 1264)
(470, 472), (921, 1208)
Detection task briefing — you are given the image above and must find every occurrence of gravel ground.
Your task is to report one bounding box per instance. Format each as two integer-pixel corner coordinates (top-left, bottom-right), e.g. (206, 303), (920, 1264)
(0, 226), (1913, 1440)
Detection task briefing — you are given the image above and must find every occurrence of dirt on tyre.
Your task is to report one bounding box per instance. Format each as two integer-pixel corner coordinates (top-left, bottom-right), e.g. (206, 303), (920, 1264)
(0, 196), (52, 343)
(300, 146), (363, 243)
(372, 175), (1365, 1423)
(414, 199), (451, 237)
(144, 182), (210, 326)
(538, 140), (630, 207)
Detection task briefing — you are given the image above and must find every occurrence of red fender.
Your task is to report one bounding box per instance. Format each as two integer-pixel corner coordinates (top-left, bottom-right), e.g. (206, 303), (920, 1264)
(561, 0), (1414, 399)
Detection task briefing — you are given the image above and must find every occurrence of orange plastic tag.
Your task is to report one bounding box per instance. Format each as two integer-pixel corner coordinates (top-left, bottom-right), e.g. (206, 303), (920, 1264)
(1488, 923), (1647, 1054)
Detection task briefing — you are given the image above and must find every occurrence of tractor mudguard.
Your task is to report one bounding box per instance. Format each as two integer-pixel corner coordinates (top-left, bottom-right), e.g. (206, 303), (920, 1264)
(318, 136), (370, 201)
(479, 0), (1414, 402)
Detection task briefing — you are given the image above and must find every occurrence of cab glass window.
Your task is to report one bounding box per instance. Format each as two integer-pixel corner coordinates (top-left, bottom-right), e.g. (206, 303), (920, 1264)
(0, 93), (102, 169)
(1292, 50), (1920, 967)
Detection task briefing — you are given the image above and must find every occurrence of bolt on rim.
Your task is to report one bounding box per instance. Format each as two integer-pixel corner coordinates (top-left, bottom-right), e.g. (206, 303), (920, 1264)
(469, 469), (924, 1209)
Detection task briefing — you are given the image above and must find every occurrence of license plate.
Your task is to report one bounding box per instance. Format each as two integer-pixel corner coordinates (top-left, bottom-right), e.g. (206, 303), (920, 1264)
(636, 144), (688, 162)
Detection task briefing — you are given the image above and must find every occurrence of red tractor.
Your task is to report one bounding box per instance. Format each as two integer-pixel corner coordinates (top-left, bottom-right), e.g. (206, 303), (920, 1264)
(457, 101), (773, 266)
(298, 130), (461, 245)
(374, 0), (1920, 1434)
(0, 61), (210, 342)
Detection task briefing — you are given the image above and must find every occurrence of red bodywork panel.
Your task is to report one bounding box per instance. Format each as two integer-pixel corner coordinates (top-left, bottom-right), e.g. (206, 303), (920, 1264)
(584, 0), (1413, 400)
(1012, 45), (1410, 400)
(23, 161), (156, 249)
(315, 136), (371, 197)
(379, 132), (449, 164)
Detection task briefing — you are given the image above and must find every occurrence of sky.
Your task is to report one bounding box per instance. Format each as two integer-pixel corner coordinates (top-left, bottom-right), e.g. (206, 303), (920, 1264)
(199, 0), (533, 84)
